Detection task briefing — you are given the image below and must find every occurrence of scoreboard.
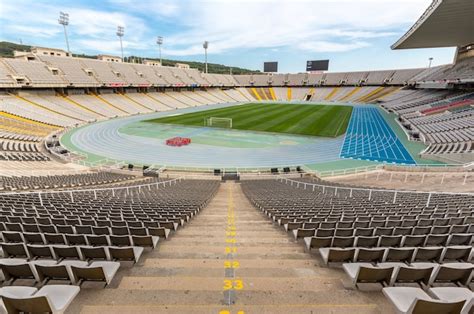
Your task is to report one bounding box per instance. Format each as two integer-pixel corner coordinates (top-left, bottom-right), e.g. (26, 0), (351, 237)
(306, 60), (329, 72)
(263, 62), (278, 73)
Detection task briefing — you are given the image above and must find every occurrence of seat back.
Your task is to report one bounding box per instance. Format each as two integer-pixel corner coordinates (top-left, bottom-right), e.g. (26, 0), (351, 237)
(2, 243), (28, 258)
(66, 234), (88, 245)
(442, 247), (472, 262)
(35, 264), (70, 282)
(414, 248), (443, 262)
(109, 247), (134, 261)
(357, 249), (385, 263)
(53, 246), (81, 260)
(110, 235), (132, 246)
(357, 267), (393, 285)
(1, 263), (35, 281)
(81, 247), (108, 260)
(411, 299), (465, 314)
(27, 245), (53, 259)
(71, 266), (106, 283)
(2, 295), (52, 313)
(434, 266), (473, 285)
(328, 249), (355, 263)
(395, 267), (433, 286)
(87, 235), (109, 246)
(23, 233), (45, 244)
(385, 248), (415, 262)
(379, 235), (402, 247)
(44, 233), (66, 244)
(132, 235), (155, 247)
(332, 236), (354, 248)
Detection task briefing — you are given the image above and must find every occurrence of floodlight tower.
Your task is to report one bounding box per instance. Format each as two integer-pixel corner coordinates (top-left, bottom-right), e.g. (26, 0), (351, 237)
(428, 57), (434, 68)
(58, 12), (70, 54)
(203, 41), (209, 73)
(117, 26), (125, 61)
(157, 36), (163, 65)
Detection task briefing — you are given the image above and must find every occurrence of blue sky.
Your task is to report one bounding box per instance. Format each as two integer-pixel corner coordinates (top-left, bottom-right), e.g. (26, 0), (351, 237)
(0, 0), (456, 72)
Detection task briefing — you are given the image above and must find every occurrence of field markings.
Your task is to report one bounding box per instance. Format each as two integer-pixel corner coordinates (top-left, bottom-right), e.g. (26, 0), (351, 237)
(333, 107), (353, 137)
(146, 103), (353, 138)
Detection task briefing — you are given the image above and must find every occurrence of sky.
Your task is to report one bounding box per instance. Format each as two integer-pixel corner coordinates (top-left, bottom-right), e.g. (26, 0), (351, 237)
(0, 0), (456, 73)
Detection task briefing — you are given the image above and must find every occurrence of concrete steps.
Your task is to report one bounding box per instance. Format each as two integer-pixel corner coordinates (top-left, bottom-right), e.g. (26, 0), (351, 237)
(68, 182), (392, 314)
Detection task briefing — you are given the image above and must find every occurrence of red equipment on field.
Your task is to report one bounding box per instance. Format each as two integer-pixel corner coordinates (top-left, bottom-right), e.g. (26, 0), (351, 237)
(165, 137), (191, 147)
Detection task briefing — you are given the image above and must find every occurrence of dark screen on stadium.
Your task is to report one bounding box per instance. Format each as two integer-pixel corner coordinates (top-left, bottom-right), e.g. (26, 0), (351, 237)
(263, 62), (278, 72)
(306, 60), (329, 71)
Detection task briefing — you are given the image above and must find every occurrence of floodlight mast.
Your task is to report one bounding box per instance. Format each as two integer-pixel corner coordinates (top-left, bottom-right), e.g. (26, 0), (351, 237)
(203, 41), (209, 73)
(157, 36), (163, 65)
(58, 12), (70, 55)
(117, 26), (125, 61)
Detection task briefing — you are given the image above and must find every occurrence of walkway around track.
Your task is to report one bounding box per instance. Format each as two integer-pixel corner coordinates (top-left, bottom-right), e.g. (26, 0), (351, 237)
(68, 182), (392, 314)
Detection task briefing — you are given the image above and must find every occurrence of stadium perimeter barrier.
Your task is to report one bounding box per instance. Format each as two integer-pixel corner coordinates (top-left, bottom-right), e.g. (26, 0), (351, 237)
(314, 163), (473, 175)
(0, 169), (93, 177)
(278, 176), (474, 207)
(0, 177), (185, 206)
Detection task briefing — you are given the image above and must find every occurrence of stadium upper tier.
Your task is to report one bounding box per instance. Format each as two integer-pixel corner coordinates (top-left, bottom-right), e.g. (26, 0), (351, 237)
(1, 54), (472, 88)
(392, 0), (474, 49)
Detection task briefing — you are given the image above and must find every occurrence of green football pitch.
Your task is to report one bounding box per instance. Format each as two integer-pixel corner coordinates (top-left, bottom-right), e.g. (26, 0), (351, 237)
(146, 103), (353, 137)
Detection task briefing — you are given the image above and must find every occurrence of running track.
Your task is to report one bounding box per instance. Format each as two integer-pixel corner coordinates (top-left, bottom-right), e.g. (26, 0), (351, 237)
(340, 107), (416, 164)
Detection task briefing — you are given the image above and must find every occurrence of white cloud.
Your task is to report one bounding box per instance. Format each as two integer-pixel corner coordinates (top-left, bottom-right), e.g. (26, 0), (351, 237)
(6, 25), (61, 39)
(0, 0), (150, 55)
(298, 41), (370, 52)
(155, 0), (433, 55)
(0, 0), (433, 58)
(106, 0), (180, 18)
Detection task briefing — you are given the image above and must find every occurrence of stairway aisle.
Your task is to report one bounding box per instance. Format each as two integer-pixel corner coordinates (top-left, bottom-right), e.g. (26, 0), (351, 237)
(69, 182), (390, 314)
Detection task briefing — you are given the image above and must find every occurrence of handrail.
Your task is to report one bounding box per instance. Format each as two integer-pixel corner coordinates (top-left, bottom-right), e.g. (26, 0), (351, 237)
(277, 176), (473, 207)
(314, 165), (383, 178)
(314, 162), (472, 178)
(0, 176), (186, 205)
(0, 169), (92, 178)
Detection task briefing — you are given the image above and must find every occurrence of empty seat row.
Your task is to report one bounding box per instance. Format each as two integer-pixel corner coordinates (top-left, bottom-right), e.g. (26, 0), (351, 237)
(1, 223), (171, 238)
(343, 262), (473, 288)
(0, 285), (80, 313)
(318, 246), (473, 265)
(294, 224), (473, 239)
(383, 287), (473, 314)
(0, 258), (120, 287)
(304, 233), (472, 250)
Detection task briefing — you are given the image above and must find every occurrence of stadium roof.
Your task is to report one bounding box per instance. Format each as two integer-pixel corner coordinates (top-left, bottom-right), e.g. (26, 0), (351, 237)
(392, 0), (474, 49)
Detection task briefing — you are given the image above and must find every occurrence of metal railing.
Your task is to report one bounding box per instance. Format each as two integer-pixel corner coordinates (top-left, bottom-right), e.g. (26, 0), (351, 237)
(0, 177), (185, 206)
(278, 176), (473, 207)
(0, 169), (93, 178)
(313, 162), (473, 178)
(313, 165), (383, 178)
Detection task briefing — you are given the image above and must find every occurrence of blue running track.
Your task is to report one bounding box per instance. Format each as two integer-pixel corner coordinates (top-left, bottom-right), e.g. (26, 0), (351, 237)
(340, 107), (416, 164)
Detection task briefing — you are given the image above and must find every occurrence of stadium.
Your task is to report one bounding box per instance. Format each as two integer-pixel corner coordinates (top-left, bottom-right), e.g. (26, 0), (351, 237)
(0, 0), (473, 313)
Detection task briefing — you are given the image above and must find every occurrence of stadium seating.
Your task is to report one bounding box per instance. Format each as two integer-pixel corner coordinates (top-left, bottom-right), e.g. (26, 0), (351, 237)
(0, 0), (472, 310)
(0, 178), (219, 297)
(0, 172), (136, 191)
(383, 287), (471, 314)
(380, 89), (474, 161)
(0, 285), (80, 313)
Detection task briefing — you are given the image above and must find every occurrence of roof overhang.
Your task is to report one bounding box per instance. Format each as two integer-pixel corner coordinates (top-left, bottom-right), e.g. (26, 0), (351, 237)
(392, 0), (474, 49)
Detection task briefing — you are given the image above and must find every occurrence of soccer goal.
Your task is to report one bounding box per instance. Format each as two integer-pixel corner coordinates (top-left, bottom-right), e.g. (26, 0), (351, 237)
(205, 117), (233, 128)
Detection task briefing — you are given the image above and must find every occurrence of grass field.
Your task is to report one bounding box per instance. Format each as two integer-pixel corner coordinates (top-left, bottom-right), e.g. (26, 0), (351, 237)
(147, 103), (353, 137)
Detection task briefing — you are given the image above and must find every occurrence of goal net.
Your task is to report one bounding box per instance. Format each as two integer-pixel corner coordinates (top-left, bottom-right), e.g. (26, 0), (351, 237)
(205, 117), (233, 128)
